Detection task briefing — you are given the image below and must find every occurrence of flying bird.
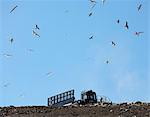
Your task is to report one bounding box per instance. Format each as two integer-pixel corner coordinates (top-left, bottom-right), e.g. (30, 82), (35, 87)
(10, 38), (14, 44)
(35, 24), (40, 30)
(137, 4), (142, 11)
(89, 12), (93, 17)
(27, 48), (34, 52)
(106, 60), (109, 64)
(3, 83), (10, 87)
(124, 21), (129, 29)
(111, 41), (116, 46)
(89, 35), (93, 40)
(10, 5), (18, 13)
(135, 32), (144, 36)
(32, 30), (40, 37)
(117, 19), (120, 23)
(45, 72), (54, 78)
(90, 3), (96, 10)
(3, 53), (13, 58)
(101, 0), (106, 5)
(89, 0), (97, 3)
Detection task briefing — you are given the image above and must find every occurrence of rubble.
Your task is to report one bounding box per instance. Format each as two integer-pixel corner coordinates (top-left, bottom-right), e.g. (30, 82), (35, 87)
(0, 102), (149, 117)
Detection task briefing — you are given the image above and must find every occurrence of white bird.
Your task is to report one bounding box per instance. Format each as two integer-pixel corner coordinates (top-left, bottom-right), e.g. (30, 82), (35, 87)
(101, 0), (106, 5)
(89, 0), (97, 3)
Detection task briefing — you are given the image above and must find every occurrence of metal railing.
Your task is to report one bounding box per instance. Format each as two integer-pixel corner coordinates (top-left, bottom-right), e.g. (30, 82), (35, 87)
(48, 89), (75, 107)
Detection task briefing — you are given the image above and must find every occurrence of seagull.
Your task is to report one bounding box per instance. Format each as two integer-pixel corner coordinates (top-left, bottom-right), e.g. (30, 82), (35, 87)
(89, 0), (97, 3)
(27, 48), (34, 52)
(124, 21), (129, 29)
(10, 38), (13, 44)
(10, 5), (18, 13)
(137, 4), (142, 11)
(3, 53), (13, 57)
(135, 32), (144, 36)
(90, 3), (96, 10)
(101, 0), (106, 5)
(65, 10), (69, 13)
(89, 35), (93, 40)
(117, 19), (120, 23)
(89, 12), (93, 17)
(35, 24), (40, 30)
(111, 41), (116, 46)
(46, 72), (52, 76)
(3, 83), (10, 87)
(45, 72), (54, 78)
(32, 30), (40, 37)
(106, 60), (109, 64)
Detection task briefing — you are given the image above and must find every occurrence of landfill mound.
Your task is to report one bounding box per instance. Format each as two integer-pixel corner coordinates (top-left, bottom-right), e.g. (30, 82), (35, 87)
(0, 102), (150, 117)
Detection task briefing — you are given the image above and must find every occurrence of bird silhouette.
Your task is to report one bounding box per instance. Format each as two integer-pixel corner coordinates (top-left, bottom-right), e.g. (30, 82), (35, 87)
(137, 4), (142, 11)
(101, 0), (106, 5)
(10, 5), (18, 13)
(89, 12), (93, 17)
(3, 54), (13, 57)
(45, 72), (54, 78)
(3, 83), (10, 87)
(10, 38), (13, 44)
(35, 24), (40, 30)
(89, 0), (97, 3)
(106, 60), (109, 64)
(89, 35), (93, 40)
(135, 32), (144, 36)
(27, 48), (34, 52)
(124, 21), (129, 29)
(117, 19), (120, 23)
(32, 30), (40, 37)
(90, 3), (96, 10)
(111, 41), (116, 46)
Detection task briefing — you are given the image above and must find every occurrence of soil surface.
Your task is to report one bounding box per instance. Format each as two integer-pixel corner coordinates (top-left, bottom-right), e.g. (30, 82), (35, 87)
(0, 102), (150, 117)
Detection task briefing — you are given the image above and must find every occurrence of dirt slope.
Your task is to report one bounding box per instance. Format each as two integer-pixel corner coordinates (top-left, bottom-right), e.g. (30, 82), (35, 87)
(0, 103), (150, 117)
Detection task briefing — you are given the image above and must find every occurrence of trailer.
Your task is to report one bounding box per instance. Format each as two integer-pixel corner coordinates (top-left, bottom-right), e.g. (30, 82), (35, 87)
(48, 89), (75, 107)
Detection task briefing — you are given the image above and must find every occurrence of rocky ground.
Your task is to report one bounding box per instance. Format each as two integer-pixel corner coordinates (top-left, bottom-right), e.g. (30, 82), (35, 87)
(0, 102), (150, 117)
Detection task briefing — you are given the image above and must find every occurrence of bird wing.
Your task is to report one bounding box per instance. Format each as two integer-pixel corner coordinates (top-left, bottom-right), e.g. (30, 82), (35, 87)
(139, 32), (144, 34)
(10, 5), (18, 13)
(138, 4), (142, 10)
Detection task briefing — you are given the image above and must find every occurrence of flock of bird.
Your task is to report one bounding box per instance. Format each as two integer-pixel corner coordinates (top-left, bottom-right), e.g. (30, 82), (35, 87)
(1, 1), (144, 96)
(88, 0), (144, 64)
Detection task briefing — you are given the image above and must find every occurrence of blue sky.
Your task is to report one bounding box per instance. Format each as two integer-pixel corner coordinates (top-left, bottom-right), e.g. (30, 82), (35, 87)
(0, 0), (149, 106)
